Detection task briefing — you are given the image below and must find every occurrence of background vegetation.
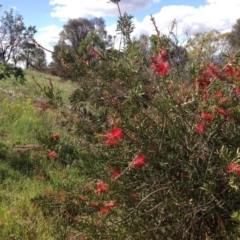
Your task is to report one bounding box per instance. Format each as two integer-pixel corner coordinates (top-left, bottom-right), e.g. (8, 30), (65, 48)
(1, 1), (240, 239)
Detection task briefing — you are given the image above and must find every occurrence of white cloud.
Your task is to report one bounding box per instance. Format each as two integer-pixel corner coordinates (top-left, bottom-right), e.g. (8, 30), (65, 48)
(49, 0), (152, 20)
(35, 25), (62, 63)
(136, 0), (240, 38)
(48, 0), (240, 41)
(40, 0), (240, 62)
(105, 0), (240, 50)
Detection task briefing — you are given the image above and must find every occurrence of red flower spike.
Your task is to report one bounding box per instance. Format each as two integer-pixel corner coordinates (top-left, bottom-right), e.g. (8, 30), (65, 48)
(99, 201), (117, 216)
(132, 192), (139, 198)
(196, 122), (205, 135)
(99, 206), (111, 216)
(201, 113), (213, 121)
(50, 133), (60, 140)
(218, 108), (229, 116)
(227, 163), (240, 178)
(95, 181), (109, 194)
(197, 76), (211, 90)
(151, 49), (170, 76)
(130, 155), (147, 169)
(234, 87), (240, 96)
(215, 90), (223, 99)
(206, 63), (222, 80)
(111, 167), (121, 178)
(202, 93), (211, 101)
(107, 128), (123, 139)
(48, 151), (58, 159)
(225, 63), (235, 78)
(227, 163), (240, 173)
(152, 61), (170, 76)
(104, 200), (117, 208)
(105, 128), (123, 146)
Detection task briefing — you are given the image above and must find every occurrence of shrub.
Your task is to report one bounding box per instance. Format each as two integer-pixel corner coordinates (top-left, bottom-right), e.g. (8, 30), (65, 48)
(33, 3), (240, 239)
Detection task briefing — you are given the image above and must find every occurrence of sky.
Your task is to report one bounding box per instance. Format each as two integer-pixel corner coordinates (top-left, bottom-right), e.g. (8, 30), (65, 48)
(1, 0), (240, 63)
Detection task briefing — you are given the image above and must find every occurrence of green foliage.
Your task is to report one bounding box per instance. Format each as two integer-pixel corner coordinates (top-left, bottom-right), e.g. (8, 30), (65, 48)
(18, 41), (47, 70)
(0, 63), (26, 84)
(50, 16), (111, 80)
(186, 30), (229, 64)
(0, 69), (81, 238)
(116, 12), (135, 45)
(0, 8), (36, 64)
(227, 18), (240, 50)
(31, 8), (240, 240)
(2, 2), (240, 239)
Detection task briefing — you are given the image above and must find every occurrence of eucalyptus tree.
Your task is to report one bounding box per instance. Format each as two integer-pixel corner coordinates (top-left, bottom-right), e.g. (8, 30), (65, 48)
(186, 30), (229, 64)
(0, 8), (36, 63)
(227, 18), (240, 50)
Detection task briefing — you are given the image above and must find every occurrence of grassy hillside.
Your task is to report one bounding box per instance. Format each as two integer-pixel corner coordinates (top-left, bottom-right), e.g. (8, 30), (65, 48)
(0, 69), (81, 239)
(1, 58), (240, 239)
(0, 69), (78, 102)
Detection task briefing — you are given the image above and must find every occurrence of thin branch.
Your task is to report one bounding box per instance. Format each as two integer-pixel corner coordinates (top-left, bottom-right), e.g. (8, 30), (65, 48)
(31, 38), (54, 53)
(107, 186), (169, 227)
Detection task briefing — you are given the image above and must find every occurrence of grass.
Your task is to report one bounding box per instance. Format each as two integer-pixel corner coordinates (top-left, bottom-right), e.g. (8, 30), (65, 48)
(0, 69), (83, 239)
(0, 68), (78, 103)
(0, 176), (55, 240)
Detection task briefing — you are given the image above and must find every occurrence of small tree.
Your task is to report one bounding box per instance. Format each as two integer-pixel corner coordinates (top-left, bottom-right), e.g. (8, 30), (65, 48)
(31, 47), (47, 71)
(18, 41), (37, 68)
(51, 17), (110, 79)
(186, 30), (229, 64)
(227, 18), (240, 50)
(59, 18), (95, 54)
(0, 8), (36, 63)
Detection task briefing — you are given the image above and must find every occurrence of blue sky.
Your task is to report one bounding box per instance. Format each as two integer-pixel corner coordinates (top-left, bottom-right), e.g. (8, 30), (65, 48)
(1, 0), (240, 62)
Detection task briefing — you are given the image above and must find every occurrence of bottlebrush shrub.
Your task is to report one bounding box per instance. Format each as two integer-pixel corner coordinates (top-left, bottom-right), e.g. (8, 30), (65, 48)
(33, 15), (240, 240)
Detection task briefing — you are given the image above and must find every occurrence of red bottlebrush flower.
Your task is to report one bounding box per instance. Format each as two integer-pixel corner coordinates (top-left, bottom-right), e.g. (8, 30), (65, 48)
(107, 128), (123, 139)
(130, 155), (147, 169)
(95, 181), (109, 194)
(227, 163), (240, 178)
(99, 206), (111, 216)
(197, 76), (211, 90)
(132, 192), (139, 198)
(196, 122), (205, 135)
(152, 61), (170, 76)
(218, 108), (229, 116)
(206, 63), (222, 80)
(151, 50), (170, 76)
(234, 87), (240, 96)
(50, 133), (60, 140)
(202, 92), (211, 101)
(111, 167), (121, 178)
(201, 112), (213, 121)
(225, 63), (235, 77)
(48, 151), (58, 159)
(215, 90), (223, 99)
(105, 128), (123, 146)
(99, 201), (117, 216)
(104, 200), (117, 208)
(227, 163), (240, 173)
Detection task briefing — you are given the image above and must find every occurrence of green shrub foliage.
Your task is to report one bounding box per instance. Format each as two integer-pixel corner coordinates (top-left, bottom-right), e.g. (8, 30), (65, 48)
(34, 4), (240, 240)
